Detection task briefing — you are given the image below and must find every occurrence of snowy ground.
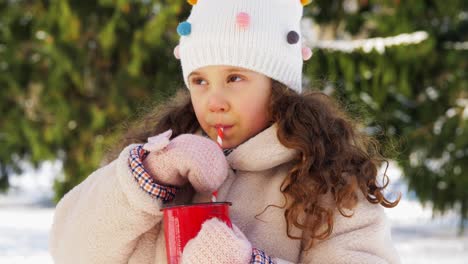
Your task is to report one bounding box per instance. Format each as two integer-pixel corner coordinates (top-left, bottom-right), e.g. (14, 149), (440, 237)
(0, 160), (467, 263)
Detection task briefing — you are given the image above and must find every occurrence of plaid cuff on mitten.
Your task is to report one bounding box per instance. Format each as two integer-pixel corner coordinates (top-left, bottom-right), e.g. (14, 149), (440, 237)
(128, 145), (178, 202)
(251, 248), (275, 264)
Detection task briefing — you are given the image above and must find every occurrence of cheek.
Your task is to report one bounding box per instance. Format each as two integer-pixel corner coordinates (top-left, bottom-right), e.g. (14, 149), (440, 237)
(191, 100), (201, 116)
(190, 96), (206, 125)
(238, 98), (270, 130)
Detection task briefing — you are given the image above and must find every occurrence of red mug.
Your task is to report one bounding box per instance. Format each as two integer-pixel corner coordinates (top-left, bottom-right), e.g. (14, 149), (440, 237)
(161, 202), (232, 264)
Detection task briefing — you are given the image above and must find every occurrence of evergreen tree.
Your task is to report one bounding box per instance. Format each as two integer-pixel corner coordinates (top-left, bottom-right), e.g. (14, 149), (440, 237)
(305, 0), (467, 233)
(0, 0), (190, 199)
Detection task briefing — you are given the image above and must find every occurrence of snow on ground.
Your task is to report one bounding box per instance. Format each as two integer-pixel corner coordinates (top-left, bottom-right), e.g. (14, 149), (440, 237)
(0, 160), (466, 263)
(0, 160), (59, 264)
(381, 161), (468, 264)
(0, 207), (54, 264)
(385, 199), (468, 264)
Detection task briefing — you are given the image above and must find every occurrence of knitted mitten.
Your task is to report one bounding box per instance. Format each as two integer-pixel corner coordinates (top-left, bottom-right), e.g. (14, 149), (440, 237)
(181, 218), (252, 264)
(142, 129), (228, 192)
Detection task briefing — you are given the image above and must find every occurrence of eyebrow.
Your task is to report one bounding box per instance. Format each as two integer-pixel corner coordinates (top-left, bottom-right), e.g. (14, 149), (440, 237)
(188, 68), (250, 78)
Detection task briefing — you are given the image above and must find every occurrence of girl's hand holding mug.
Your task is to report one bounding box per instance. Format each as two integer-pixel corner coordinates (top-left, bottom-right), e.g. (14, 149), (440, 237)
(142, 129), (229, 193)
(181, 217), (252, 264)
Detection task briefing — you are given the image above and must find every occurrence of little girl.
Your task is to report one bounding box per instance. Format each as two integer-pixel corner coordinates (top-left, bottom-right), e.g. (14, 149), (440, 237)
(49, 0), (401, 263)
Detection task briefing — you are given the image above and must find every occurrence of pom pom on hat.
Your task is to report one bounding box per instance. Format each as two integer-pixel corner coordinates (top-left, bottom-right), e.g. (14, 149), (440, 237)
(302, 46), (312, 61)
(174, 45), (180, 59)
(187, 0), (197, 5)
(177, 21), (191, 36)
(287, 31), (300, 44)
(300, 0), (312, 6)
(236, 12), (250, 29)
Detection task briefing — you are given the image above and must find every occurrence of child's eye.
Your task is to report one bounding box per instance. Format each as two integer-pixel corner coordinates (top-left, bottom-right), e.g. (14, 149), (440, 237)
(228, 75), (243, 83)
(191, 78), (207, 86)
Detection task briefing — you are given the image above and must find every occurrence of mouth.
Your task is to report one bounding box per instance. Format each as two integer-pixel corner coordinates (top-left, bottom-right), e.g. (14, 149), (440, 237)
(214, 124), (234, 133)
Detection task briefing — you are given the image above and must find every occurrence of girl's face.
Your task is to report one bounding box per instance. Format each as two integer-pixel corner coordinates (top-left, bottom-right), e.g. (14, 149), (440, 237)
(188, 65), (272, 149)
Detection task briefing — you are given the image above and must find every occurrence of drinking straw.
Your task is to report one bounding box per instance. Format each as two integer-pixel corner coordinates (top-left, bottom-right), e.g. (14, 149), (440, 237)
(216, 127), (224, 148)
(212, 127), (224, 202)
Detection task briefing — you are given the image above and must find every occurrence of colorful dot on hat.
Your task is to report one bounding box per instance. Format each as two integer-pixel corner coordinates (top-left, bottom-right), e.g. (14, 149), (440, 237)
(173, 45), (180, 59)
(177, 21), (192, 36)
(187, 0), (197, 5)
(300, 0), (312, 6)
(177, 21), (191, 36)
(302, 46), (312, 61)
(287, 31), (299, 44)
(236, 12), (250, 29)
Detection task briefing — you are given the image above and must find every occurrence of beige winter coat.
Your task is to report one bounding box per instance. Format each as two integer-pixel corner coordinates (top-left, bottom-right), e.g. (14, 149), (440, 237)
(49, 124), (401, 263)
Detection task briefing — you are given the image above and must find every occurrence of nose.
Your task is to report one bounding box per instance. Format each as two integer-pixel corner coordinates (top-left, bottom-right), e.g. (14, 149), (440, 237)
(208, 92), (230, 113)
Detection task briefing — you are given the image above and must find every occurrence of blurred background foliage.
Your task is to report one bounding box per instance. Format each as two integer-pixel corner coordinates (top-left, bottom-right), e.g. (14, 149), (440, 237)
(0, 0), (190, 199)
(0, 0), (467, 232)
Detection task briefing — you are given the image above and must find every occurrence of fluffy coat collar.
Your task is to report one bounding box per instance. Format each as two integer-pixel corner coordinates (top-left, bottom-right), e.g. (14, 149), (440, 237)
(226, 123), (298, 172)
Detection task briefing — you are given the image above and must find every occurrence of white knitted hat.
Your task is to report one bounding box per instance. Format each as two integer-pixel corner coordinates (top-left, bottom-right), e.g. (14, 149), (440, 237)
(174, 0), (313, 93)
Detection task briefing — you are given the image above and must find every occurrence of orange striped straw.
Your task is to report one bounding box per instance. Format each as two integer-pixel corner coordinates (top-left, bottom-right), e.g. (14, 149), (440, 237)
(212, 127), (224, 202)
(216, 127), (224, 148)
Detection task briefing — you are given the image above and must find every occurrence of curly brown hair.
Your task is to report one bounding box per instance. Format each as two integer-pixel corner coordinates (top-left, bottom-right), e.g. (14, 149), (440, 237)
(105, 80), (400, 249)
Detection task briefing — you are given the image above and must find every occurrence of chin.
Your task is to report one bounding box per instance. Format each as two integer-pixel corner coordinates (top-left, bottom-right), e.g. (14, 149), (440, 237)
(223, 141), (242, 149)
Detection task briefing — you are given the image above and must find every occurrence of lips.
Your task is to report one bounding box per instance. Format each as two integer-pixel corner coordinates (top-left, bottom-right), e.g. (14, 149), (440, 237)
(214, 124), (233, 129)
(214, 124), (234, 135)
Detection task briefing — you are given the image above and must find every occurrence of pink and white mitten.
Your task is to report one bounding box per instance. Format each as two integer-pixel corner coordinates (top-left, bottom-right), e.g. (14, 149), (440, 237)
(181, 218), (275, 264)
(142, 129), (228, 193)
